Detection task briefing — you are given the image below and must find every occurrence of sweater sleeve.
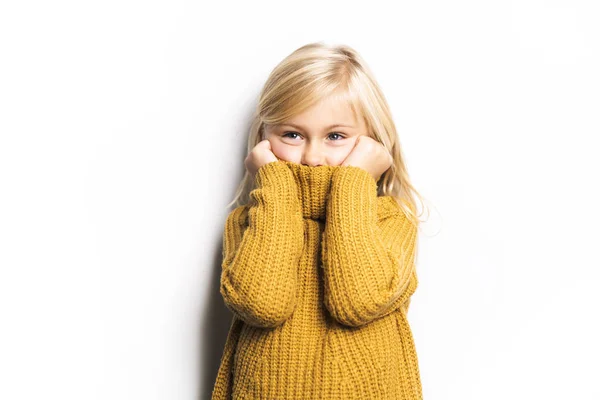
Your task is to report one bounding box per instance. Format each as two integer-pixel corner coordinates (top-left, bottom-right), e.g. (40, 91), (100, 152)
(321, 165), (418, 327)
(220, 161), (305, 328)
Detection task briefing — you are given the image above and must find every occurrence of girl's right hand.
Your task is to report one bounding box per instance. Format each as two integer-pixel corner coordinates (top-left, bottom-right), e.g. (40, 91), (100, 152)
(245, 139), (279, 178)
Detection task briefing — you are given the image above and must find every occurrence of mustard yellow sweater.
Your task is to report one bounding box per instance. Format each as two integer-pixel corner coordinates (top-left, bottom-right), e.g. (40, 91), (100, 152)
(212, 160), (421, 399)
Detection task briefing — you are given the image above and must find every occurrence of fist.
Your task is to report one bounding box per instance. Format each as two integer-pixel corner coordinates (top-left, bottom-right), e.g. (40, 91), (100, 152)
(245, 139), (279, 178)
(341, 136), (393, 182)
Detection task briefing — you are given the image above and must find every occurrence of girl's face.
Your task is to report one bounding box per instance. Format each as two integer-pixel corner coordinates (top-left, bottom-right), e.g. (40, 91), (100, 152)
(263, 95), (368, 167)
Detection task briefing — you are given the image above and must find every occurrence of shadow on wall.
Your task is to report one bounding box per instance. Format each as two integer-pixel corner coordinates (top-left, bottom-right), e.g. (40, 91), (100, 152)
(200, 108), (257, 399)
(198, 235), (233, 400)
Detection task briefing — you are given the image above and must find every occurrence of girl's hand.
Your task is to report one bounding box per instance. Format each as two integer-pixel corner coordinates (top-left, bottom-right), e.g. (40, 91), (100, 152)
(245, 139), (279, 178)
(341, 135), (393, 182)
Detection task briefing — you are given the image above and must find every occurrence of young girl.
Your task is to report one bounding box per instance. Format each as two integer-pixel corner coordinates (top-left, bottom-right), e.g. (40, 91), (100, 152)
(212, 42), (426, 399)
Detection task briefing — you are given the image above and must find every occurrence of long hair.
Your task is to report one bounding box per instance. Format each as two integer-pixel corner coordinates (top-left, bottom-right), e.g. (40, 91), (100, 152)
(226, 41), (429, 227)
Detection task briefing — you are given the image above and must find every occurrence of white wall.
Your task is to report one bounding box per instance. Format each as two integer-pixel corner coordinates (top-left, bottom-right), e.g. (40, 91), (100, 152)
(1, 1), (599, 399)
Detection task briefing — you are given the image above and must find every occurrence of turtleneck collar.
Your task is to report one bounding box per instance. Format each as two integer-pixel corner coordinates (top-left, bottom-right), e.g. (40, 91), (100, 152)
(281, 160), (344, 221)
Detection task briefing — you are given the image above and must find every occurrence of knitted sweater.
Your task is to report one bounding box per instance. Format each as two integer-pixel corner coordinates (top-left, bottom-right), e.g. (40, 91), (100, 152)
(212, 160), (422, 399)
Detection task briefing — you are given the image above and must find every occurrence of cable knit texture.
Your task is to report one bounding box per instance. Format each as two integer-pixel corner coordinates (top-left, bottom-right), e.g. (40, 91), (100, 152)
(212, 160), (421, 399)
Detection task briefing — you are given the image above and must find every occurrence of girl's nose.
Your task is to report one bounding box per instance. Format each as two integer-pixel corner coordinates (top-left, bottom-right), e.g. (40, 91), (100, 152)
(301, 142), (326, 166)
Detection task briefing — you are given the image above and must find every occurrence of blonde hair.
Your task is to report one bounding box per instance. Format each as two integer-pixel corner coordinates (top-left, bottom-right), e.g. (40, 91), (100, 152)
(226, 41), (429, 227)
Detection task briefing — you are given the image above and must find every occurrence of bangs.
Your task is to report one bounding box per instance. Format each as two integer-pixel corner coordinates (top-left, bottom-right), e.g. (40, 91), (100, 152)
(263, 81), (364, 127)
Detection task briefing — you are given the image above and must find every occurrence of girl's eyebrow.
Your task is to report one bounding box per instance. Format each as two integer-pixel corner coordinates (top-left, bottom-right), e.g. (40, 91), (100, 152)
(279, 123), (355, 131)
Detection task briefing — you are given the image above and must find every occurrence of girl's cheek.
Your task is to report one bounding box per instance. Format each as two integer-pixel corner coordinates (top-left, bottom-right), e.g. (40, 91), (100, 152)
(330, 146), (354, 166)
(330, 153), (348, 167)
(268, 140), (295, 162)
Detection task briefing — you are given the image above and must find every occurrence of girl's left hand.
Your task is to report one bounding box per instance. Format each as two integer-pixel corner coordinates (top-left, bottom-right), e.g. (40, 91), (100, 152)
(341, 135), (393, 182)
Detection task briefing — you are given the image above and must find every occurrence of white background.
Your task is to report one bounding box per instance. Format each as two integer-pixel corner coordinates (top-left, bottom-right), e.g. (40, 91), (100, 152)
(1, 1), (599, 399)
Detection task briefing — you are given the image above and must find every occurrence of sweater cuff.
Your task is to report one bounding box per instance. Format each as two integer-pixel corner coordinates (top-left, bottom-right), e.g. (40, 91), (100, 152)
(326, 165), (379, 225)
(330, 165), (378, 200)
(254, 160), (299, 200)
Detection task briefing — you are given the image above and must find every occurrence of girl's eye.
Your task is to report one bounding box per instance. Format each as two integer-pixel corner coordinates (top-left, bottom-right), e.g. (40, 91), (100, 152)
(282, 131), (346, 140)
(328, 132), (344, 141)
(283, 131), (300, 139)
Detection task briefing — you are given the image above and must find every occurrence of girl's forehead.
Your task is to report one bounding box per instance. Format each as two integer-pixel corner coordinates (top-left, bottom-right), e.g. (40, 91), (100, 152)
(286, 97), (361, 126)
